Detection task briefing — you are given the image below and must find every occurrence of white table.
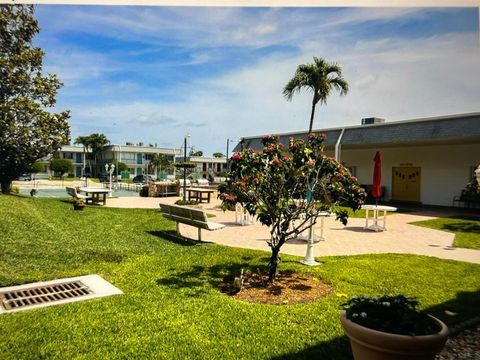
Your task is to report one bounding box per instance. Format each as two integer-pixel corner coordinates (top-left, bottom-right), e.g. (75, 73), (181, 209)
(235, 203), (255, 226)
(361, 205), (397, 232)
(297, 211), (331, 242)
(79, 187), (110, 205)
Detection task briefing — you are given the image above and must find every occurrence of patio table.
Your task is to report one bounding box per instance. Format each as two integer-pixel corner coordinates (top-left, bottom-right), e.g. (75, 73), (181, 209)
(79, 187), (110, 205)
(361, 205), (397, 232)
(186, 187), (215, 203)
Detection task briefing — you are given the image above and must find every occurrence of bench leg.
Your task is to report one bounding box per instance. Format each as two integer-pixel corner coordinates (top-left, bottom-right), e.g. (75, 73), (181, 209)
(198, 228), (202, 241)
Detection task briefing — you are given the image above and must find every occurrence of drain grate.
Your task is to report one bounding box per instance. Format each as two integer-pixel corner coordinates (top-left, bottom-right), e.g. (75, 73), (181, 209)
(0, 275), (123, 314)
(1, 281), (92, 310)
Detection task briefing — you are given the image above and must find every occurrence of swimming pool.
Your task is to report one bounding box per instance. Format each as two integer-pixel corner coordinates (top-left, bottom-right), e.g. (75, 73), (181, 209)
(19, 187), (141, 198)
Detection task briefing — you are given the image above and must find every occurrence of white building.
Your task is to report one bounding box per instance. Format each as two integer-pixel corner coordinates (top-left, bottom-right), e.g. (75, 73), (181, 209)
(39, 143), (180, 179)
(175, 155), (228, 179)
(234, 112), (480, 207)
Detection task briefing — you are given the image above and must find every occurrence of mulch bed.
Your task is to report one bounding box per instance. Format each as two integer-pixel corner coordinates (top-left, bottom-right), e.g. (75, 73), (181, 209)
(221, 271), (333, 305)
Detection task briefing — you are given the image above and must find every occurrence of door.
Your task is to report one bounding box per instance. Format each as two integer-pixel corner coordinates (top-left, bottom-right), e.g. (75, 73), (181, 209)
(392, 167), (421, 202)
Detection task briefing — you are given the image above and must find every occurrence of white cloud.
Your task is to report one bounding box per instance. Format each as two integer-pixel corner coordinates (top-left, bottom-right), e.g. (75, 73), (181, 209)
(67, 30), (480, 155)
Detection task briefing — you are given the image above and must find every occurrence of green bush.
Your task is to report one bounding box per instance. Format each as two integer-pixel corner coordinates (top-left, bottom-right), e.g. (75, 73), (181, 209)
(139, 186), (148, 197)
(175, 199), (199, 206)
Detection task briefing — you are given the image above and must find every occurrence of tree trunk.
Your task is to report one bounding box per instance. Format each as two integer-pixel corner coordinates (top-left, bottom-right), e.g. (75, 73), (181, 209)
(1, 181), (12, 194)
(268, 246), (281, 283)
(308, 102), (317, 134)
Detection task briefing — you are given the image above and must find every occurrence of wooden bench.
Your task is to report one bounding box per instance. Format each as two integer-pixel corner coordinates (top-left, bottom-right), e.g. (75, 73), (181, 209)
(66, 187), (92, 204)
(159, 203), (225, 241)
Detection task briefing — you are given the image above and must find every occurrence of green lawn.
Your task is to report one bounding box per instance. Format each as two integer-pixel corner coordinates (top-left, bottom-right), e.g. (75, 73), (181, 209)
(411, 216), (480, 250)
(1, 196), (479, 359)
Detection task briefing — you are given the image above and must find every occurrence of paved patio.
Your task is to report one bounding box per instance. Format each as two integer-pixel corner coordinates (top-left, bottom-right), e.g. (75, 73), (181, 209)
(105, 195), (480, 265)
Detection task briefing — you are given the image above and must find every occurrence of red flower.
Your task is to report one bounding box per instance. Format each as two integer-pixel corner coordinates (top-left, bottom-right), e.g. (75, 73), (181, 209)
(272, 157), (280, 165)
(232, 153), (241, 161)
(278, 143), (284, 149)
(306, 160), (315, 167)
(263, 134), (270, 140)
(322, 133), (328, 140)
(290, 143), (298, 151)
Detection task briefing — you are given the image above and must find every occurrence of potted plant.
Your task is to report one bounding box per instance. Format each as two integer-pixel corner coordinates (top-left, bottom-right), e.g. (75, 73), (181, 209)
(340, 295), (448, 360)
(71, 197), (86, 211)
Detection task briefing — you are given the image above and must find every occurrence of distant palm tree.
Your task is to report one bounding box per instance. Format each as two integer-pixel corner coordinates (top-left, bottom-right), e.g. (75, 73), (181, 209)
(74, 133), (109, 177)
(150, 153), (172, 178)
(74, 135), (91, 176)
(283, 56), (349, 133)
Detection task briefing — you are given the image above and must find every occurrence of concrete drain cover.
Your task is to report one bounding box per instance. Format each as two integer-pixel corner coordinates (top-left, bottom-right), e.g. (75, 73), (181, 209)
(0, 275), (122, 314)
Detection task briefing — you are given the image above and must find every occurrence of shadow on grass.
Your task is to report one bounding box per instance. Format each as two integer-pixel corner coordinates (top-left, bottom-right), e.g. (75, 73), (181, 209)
(268, 289), (480, 359)
(424, 288), (480, 329)
(147, 230), (201, 246)
(156, 262), (270, 296)
(442, 222), (480, 234)
(269, 335), (352, 360)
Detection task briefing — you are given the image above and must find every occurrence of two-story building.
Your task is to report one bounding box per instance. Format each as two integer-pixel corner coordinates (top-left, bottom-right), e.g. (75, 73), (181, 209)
(37, 143), (180, 179)
(175, 155), (228, 180)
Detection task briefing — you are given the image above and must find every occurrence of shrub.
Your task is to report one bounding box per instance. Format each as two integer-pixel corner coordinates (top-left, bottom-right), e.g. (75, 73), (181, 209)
(175, 199), (199, 206)
(342, 295), (439, 336)
(139, 186), (148, 197)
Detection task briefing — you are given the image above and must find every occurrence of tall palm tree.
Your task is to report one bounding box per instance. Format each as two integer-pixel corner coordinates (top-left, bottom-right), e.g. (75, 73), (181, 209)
(74, 135), (91, 176)
(283, 56), (349, 133)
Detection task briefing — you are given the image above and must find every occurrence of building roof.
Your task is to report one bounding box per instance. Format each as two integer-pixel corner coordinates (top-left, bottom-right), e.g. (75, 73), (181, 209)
(233, 112), (480, 152)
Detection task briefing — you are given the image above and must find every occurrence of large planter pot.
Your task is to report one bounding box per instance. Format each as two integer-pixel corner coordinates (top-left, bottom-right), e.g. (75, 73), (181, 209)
(340, 311), (448, 360)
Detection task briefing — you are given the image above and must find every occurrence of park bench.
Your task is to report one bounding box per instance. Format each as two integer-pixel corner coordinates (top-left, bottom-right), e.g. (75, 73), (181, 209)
(66, 186), (92, 204)
(159, 203), (225, 241)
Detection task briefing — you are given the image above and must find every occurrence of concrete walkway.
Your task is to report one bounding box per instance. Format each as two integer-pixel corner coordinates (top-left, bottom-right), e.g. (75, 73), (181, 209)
(105, 195), (480, 265)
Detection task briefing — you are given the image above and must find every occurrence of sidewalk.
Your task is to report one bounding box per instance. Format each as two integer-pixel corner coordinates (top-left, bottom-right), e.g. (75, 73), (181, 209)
(105, 196), (480, 264)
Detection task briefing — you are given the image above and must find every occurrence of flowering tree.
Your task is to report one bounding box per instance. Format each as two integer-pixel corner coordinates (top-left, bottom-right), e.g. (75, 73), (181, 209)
(218, 134), (366, 283)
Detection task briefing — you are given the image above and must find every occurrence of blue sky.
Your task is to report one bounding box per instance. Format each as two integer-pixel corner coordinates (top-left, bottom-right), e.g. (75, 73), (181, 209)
(34, 6), (480, 155)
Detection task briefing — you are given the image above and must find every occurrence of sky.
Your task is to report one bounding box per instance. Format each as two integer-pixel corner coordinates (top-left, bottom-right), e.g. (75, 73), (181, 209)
(33, 5), (480, 155)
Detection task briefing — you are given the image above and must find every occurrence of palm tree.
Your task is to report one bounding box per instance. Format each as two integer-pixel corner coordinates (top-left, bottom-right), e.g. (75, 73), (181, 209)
(150, 153), (172, 179)
(88, 133), (110, 176)
(283, 56), (349, 133)
(74, 135), (91, 176)
(74, 133), (109, 177)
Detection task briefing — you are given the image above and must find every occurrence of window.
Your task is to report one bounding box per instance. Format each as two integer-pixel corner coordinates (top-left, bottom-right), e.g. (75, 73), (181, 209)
(63, 152), (73, 160)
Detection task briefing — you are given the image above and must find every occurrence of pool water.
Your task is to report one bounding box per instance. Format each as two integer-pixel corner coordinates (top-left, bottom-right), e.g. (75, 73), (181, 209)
(19, 187), (140, 198)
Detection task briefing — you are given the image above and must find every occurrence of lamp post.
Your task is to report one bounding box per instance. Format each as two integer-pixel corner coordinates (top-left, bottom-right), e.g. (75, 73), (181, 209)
(226, 138), (233, 172)
(475, 165), (480, 188)
(183, 134), (191, 201)
(105, 163), (115, 197)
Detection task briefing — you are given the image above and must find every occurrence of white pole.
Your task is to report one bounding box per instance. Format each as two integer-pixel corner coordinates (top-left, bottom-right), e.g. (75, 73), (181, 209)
(300, 218), (321, 266)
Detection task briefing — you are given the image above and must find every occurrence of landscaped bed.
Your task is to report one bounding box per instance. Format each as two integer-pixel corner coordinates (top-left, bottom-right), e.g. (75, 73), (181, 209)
(0, 195), (479, 359)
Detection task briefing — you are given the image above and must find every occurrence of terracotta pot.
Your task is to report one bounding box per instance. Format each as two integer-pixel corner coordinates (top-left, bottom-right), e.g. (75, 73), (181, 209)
(340, 311), (448, 360)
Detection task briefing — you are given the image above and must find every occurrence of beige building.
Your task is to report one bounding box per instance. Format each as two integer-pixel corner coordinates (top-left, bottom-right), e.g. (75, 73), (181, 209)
(234, 112), (480, 207)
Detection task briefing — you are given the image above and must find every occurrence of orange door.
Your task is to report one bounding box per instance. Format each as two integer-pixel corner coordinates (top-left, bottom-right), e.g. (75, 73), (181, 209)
(392, 167), (421, 202)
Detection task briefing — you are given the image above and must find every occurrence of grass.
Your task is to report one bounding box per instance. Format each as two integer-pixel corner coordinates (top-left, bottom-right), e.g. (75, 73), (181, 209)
(411, 216), (480, 250)
(0, 195), (479, 359)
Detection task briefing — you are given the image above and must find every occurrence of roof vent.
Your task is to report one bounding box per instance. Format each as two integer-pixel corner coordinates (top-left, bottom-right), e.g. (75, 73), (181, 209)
(361, 117), (385, 125)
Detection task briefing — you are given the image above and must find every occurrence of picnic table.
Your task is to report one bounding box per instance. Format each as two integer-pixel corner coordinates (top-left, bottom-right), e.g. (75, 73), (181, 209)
(361, 204), (397, 232)
(79, 187), (110, 205)
(186, 187), (215, 203)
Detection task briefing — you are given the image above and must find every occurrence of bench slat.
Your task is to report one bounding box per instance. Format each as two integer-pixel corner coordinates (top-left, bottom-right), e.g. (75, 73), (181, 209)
(160, 204), (225, 240)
